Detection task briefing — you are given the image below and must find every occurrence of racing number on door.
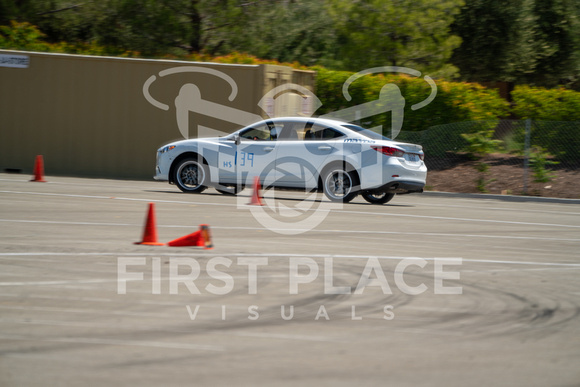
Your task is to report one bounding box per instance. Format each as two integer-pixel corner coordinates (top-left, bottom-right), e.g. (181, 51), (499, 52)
(236, 151), (254, 167)
(222, 151), (254, 169)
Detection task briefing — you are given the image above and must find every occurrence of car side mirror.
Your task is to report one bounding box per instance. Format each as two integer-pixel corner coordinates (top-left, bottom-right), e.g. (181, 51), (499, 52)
(234, 134), (241, 146)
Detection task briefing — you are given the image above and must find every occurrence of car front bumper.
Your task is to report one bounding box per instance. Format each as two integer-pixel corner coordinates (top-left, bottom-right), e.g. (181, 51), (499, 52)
(154, 152), (170, 181)
(154, 165), (168, 181)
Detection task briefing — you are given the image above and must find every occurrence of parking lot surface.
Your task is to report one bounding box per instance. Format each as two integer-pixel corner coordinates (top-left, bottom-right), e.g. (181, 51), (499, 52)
(1, 174), (579, 386)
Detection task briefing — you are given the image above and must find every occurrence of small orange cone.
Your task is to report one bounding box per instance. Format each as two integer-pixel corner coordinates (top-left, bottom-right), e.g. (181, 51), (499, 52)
(30, 155), (47, 182)
(248, 176), (263, 206)
(134, 203), (165, 246)
(167, 224), (213, 249)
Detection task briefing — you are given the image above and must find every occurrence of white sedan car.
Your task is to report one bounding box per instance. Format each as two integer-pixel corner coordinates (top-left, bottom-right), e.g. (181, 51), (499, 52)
(155, 117), (426, 204)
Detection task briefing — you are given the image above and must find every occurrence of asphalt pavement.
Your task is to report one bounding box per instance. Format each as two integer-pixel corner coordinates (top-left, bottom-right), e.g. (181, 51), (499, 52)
(1, 173), (579, 386)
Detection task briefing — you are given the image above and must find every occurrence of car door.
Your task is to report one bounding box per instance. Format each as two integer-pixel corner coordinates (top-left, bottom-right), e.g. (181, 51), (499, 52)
(273, 122), (343, 189)
(217, 137), (238, 184)
(218, 123), (278, 187)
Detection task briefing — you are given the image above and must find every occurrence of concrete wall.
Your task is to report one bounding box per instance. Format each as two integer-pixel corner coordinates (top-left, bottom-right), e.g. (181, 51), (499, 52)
(0, 50), (315, 179)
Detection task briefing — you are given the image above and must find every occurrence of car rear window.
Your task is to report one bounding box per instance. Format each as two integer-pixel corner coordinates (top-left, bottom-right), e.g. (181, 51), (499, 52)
(341, 124), (391, 141)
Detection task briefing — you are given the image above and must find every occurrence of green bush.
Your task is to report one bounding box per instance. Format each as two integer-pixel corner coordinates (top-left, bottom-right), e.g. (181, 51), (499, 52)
(530, 146), (558, 183)
(396, 121), (499, 158)
(0, 21), (138, 57)
(461, 129), (503, 159)
(512, 86), (580, 121)
(530, 121), (580, 164)
(0, 21), (51, 52)
(510, 87), (580, 165)
(314, 68), (510, 136)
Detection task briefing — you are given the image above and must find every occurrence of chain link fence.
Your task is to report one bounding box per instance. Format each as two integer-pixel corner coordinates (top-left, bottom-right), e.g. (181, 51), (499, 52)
(396, 120), (580, 196)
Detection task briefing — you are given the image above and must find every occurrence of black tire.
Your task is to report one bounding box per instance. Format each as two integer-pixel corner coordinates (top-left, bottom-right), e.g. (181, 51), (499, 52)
(322, 166), (359, 203)
(173, 157), (208, 193)
(362, 191), (395, 205)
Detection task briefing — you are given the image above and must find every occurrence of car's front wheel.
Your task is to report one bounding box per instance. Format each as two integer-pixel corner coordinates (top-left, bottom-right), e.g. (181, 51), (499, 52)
(322, 166), (358, 203)
(362, 191), (395, 205)
(173, 157), (208, 193)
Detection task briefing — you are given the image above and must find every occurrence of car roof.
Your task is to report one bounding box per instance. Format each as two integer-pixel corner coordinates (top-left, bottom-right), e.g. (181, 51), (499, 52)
(257, 116), (352, 129)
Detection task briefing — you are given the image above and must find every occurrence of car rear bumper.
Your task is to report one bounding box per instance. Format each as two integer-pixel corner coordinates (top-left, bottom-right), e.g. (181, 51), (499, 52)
(375, 180), (425, 194)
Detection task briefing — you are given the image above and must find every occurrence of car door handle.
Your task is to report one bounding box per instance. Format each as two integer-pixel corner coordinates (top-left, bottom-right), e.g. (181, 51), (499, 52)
(264, 147), (275, 152)
(318, 146), (332, 151)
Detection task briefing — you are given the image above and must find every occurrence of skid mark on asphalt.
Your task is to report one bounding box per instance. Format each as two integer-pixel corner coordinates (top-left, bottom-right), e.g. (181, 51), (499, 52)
(0, 333), (223, 352)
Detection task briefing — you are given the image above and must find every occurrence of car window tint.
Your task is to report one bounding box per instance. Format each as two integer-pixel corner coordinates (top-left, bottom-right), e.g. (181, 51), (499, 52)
(277, 123), (302, 141)
(303, 125), (344, 140)
(240, 124), (275, 141)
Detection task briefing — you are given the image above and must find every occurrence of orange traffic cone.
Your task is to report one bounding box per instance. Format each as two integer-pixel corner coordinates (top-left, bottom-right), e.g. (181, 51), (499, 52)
(30, 155), (47, 182)
(134, 203), (165, 246)
(248, 176), (263, 206)
(167, 224), (213, 249)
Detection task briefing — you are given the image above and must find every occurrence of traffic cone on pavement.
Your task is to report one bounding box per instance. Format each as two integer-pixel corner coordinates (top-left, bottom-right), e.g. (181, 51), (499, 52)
(30, 155), (47, 182)
(134, 202), (165, 246)
(167, 224), (213, 249)
(248, 176), (264, 206)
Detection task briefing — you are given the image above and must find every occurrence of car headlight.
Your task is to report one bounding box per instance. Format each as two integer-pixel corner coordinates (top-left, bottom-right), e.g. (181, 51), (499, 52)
(159, 145), (176, 153)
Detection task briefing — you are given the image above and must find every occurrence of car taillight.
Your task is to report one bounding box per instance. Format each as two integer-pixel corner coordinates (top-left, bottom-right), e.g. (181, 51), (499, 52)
(419, 153), (425, 160)
(371, 146), (405, 157)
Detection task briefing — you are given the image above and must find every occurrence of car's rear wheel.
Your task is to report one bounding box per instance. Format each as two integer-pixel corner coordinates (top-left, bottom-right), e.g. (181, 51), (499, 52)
(322, 167), (358, 203)
(362, 191), (395, 205)
(173, 157), (208, 193)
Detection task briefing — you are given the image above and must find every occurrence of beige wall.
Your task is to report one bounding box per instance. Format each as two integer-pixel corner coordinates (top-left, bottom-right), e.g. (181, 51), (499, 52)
(0, 50), (315, 179)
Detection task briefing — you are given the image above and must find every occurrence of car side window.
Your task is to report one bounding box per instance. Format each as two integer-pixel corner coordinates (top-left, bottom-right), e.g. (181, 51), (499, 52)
(303, 125), (344, 141)
(276, 123), (300, 141)
(240, 124), (275, 141)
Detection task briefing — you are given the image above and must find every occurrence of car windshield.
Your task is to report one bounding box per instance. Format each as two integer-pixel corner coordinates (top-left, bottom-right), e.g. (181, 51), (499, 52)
(341, 124), (391, 141)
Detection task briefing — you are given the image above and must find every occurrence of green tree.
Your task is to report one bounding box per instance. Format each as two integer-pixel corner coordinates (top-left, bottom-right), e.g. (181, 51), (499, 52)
(328, 0), (464, 76)
(207, 0), (338, 65)
(91, 0), (190, 56)
(525, 0), (580, 87)
(0, 0), (338, 62)
(0, 21), (51, 51)
(451, 0), (580, 87)
(0, 1), (98, 44)
(0, 0), (37, 26)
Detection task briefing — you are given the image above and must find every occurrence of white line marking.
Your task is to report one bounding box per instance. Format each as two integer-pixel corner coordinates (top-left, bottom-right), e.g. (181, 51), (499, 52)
(396, 200), (580, 216)
(462, 267), (580, 273)
(1, 177), (578, 213)
(0, 190), (234, 207)
(0, 178), (148, 189)
(337, 209), (580, 229)
(216, 226), (580, 242)
(0, 252), (578, 267)
(1, 190), (579, 228)
(0, 219), (136, 227)
(0, 279), (117, 286)
(1, 219), (579, 242)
